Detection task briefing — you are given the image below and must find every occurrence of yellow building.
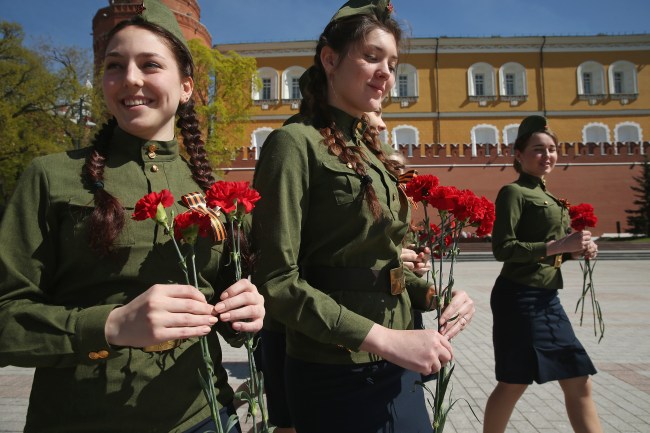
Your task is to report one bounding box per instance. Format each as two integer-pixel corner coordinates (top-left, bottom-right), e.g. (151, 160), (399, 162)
(217, 34), (650, 161)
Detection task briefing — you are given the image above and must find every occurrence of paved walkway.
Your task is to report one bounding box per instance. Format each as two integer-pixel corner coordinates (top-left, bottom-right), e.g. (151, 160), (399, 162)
(1, 260), (649, 432)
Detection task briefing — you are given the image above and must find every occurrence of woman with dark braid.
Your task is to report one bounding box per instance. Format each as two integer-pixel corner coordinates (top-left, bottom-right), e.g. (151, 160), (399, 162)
(252, 1), (474, 431)
(0, 2), (263, 432)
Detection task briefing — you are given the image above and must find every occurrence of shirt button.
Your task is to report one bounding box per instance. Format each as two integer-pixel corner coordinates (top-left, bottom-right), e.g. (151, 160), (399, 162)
(151, 165), (159, 173)
(88, 352), (99, 360)
(97, 350), (109, 359)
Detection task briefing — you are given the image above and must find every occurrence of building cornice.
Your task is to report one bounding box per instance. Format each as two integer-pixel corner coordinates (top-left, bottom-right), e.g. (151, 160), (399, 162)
(216, 34), (650, 57)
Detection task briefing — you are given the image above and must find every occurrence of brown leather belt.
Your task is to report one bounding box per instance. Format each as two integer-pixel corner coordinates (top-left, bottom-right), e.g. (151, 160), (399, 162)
(301, 265), (405, 296)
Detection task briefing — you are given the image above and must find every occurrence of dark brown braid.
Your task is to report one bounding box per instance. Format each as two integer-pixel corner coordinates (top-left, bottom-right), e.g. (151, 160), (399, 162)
(177, 98), (215, 190)
(300, 14), (403, 222)
(83, 117), (124, 256)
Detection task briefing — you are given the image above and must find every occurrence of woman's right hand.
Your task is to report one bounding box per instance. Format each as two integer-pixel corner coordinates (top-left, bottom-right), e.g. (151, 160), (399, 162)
(104, 284), (217, 348)
(547, 230), (592, 256)
(359, 324), (453, 375)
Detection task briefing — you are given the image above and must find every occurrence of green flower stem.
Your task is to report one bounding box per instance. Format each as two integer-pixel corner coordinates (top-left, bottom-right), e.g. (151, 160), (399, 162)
(229, 217), (269, 433)
(575, 258), (605, 343)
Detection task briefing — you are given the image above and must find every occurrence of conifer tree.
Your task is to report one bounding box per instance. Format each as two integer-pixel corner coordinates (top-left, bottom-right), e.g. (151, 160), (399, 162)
(626, 156), (650, 235)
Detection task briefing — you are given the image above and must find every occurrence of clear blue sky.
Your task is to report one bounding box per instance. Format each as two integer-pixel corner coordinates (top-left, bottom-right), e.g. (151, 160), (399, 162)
(3, 0), (650, 51)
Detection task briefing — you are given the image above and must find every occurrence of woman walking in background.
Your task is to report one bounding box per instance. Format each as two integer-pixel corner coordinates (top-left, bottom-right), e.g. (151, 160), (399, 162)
(484, 115), (602, 433)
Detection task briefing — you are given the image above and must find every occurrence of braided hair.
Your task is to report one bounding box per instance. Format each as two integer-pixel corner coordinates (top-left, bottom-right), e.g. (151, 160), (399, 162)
(83, 17), (215, 256)
(300, 13), (402, 222)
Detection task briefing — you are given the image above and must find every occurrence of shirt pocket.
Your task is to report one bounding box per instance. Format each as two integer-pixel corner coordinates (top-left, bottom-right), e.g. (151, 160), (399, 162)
(321, 158), (362, 205)
(67, 198), (136, 247)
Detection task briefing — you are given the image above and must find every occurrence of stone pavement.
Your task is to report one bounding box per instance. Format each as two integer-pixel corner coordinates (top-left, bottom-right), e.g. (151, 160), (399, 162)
(1, 259), (649, 432)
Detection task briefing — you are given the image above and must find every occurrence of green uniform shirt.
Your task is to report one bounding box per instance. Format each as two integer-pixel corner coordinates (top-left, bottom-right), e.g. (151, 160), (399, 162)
(0, 127), (240, 433)
(492, 173), (571, 289)
(251, 107), (431, 364)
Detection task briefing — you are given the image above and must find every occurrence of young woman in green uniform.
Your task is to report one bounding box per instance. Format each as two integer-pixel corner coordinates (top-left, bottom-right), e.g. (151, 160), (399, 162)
(483, 115), (602, 433)
(0, 2), (264, 432)
(252, 1), (474, 431)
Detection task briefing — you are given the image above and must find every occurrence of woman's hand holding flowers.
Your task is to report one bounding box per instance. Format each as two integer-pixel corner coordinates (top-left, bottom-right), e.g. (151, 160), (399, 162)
(438, 290), (475, 339)
(360, 325), (454, 375)
(104, 283), (217, 348)
(213, 279), (265, 333)
(547, 230), (592, 256)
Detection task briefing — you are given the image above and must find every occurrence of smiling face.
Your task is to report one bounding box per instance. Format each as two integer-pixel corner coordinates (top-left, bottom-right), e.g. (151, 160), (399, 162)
(321, 28), (397, 118)
(102, 26), (193, 141)
(516, 132), (558, 178)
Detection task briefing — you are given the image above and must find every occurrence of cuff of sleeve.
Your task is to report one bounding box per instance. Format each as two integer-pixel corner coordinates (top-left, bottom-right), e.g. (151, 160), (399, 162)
(332, 308), (375, 352)
(75, 305), (120, 362)
(533, 243), (548, 260)
(405, 270), (432, 311)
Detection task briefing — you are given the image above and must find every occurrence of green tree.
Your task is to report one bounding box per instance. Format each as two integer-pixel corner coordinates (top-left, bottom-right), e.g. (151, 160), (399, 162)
(626, 155), (650, 235)
(188, 39), (258, 167)
(0, 21), (96, 206)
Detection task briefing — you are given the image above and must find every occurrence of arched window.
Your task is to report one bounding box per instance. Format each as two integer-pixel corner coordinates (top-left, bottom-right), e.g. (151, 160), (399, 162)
(392, 125), (419, 157)
(608, 61), (638, 104)
(471, 124), (498, 157)
(577, 61), (606, 104)
(252, 67), (279, 109)
(468, 62), (497, 106)
(251, 127), (273, 160)
(499, 62), (527, 106)
(281, 66), (306, 109)
(503, 124), (520, 154)
(582, 122), (610, 144)
(390, 63), (418, 107)
(615, 122), (642, 142)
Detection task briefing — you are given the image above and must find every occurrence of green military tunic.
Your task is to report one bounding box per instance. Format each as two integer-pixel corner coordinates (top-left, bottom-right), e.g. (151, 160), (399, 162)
(0, 127), (240, 433)
(492, 172), (572, 289)
(251, 107), (431, 365)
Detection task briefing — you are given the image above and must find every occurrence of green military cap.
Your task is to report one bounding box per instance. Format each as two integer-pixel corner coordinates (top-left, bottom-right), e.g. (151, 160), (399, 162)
(137, 0), (189, 51)
(517, 115), (551, 139)
(331, 0), (394, 22)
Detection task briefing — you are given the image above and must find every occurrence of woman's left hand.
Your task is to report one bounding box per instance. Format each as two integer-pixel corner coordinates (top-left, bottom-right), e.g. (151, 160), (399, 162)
(213, 279), (265, 333)
(438, 290), (475, 339)
(573, 239), (598, 260)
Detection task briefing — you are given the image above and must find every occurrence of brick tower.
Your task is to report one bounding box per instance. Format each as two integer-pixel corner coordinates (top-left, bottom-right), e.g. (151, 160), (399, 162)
(92, 0), (211, 71)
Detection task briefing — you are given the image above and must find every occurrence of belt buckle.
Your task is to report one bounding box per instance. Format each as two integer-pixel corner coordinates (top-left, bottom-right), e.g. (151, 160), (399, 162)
(142, 339), (183, 353)
(553, 254), (563, 268)
(390, 266), (406, 295)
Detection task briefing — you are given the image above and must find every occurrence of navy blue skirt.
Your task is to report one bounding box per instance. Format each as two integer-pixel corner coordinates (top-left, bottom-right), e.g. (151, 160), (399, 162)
(256, 329), (293, 428)
(491, 276), (597, 384)
(286, 356), (433, 433)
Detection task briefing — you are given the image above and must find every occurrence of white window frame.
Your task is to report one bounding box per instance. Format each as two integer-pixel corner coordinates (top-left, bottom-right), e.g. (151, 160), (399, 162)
(392, 125), (419, 157)
(608, 60), (638, 104)
(390, 63), (418, 107)
(577, 61), (606, 104)
(582, 122), (611, 144)
(503, 124), (520, 155)
(281, 66), (306, 108)
(252, 67), (279, 108)
(468, 63), (497, 106)
(251, 127), (273, 160)
(614, 121), (642, 143)
(498, 62), (528, 106)
(471, 124), (499, 157)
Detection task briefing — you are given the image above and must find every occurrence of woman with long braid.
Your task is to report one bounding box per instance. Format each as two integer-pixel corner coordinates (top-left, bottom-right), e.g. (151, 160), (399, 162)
(252, 1), (474, 431)
(0, 2), (263, 432)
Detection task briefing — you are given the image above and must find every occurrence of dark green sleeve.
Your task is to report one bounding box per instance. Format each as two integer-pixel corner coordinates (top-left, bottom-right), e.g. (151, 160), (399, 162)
(0, 159), (117, 368)
(491, 184), (547, 263)
(252, 129), (375, 351)
(404, 268), (433, 311)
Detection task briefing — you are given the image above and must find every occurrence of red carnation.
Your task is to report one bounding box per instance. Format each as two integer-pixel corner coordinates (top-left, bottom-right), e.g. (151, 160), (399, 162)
(569, 203), (598, 231)
(206, 181), (261, 216)
(173, 211), (212, 244)
(428, 185), (460, 212)
(404, 175), (439, 204)
(132, 189), (174, 223)
(452, 189), (478, 222)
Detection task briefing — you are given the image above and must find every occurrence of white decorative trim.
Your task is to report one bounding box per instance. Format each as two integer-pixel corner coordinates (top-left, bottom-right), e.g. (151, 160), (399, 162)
(582, 122), (611, 144)
(467, 62), (496, 97)
(251, 127), (274, 160)
(498, 62), (527, 99)
(614, 121), (643, 142)
(577, 61), (607, 97)
(470, 124), (499, 157)
(392, 124), (420, 155)
(281, 66), (306, 100)
(253, 67), (279, 101)
(502, 124), (520, 152)
(391, 63), (419, 98)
